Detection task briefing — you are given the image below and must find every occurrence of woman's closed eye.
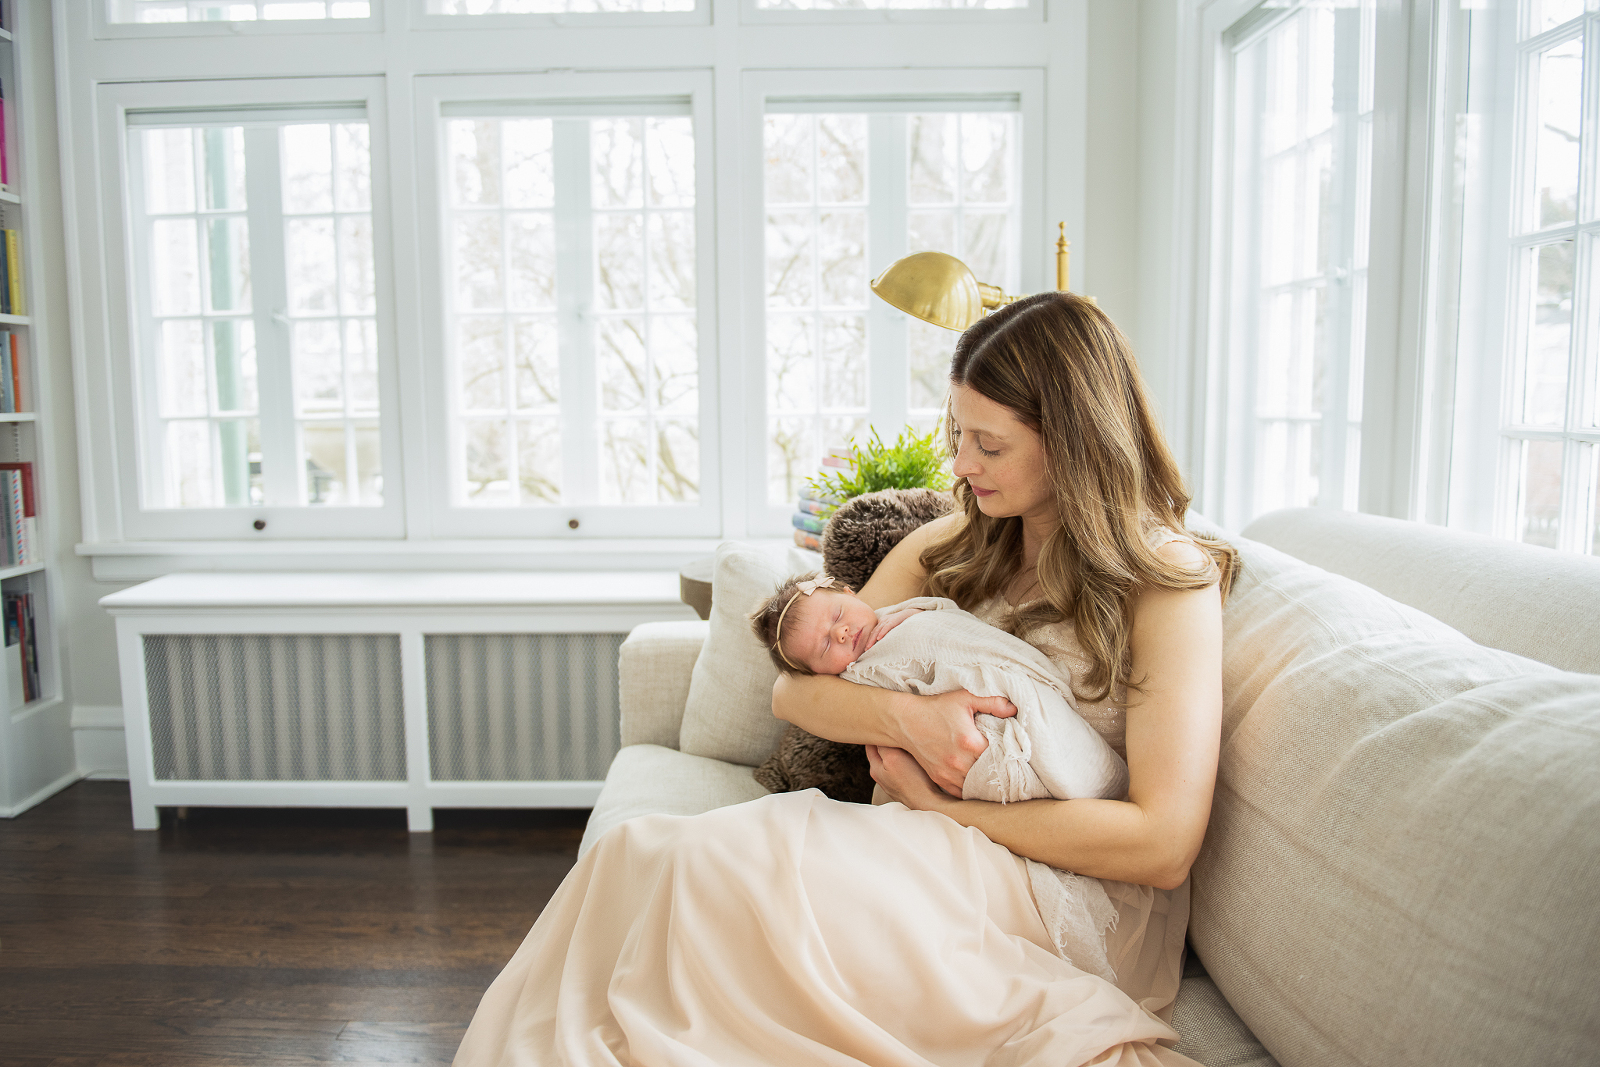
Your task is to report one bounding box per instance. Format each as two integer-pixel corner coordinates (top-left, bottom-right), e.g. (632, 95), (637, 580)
(952, 428), (1001, 458)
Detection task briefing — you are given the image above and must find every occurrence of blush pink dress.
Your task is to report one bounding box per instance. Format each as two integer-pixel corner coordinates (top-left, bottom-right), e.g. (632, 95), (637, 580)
(453, 540), (1201, 1067)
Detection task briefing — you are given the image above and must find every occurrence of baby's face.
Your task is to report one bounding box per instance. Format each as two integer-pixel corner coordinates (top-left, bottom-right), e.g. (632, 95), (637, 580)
(783, 588), (881, 675)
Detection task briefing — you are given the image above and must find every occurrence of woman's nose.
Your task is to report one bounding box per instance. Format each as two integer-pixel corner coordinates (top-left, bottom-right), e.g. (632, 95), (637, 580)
(951, 442), (979, 478)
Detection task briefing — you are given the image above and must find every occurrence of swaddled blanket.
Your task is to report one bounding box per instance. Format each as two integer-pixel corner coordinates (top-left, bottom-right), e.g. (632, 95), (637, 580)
(841, 596), (1130, 982)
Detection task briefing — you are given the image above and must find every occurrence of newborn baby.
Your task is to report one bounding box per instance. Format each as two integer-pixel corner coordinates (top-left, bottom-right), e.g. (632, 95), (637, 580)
(747, 571), (1129, 803)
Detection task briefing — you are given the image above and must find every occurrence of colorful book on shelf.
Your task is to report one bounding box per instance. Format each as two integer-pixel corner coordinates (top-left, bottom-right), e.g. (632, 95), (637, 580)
(8, 331), (19, 411)
(1, 470), (25, 566)
(0, 331), (12, 412)
(793, 528), (821, 551)
(0, 77), (9, 191)
(5, 230), (23, 317)
(796, 496), (837, 518)
(0, 229), (10, 316)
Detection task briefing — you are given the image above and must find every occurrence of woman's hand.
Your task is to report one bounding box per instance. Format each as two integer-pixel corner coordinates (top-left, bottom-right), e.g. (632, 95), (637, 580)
(865, 745), (953, 811)
(895, 690), (1015, 797)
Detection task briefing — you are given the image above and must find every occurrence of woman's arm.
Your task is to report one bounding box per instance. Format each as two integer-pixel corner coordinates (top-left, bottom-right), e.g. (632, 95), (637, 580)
(773, 512), (1015, 797)
(866, 539), (1224, 889)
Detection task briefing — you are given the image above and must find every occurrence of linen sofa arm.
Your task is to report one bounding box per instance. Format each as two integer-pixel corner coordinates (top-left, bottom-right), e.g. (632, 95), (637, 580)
(618, 620), (710, 750)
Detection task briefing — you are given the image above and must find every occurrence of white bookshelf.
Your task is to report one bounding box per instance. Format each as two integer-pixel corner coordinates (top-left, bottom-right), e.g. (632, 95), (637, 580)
(0, 2), (74, 818)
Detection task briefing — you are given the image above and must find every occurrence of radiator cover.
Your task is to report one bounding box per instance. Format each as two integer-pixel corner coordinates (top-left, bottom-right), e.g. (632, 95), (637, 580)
(426, 632), (624, 782)
(144, 633), (406, 782)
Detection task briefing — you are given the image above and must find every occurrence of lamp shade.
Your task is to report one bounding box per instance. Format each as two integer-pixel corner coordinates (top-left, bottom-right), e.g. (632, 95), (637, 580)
(869, 251), (983, 331)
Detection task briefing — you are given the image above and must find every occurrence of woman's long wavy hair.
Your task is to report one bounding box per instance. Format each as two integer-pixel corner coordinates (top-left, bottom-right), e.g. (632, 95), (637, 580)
(920, 291), (1239, 703)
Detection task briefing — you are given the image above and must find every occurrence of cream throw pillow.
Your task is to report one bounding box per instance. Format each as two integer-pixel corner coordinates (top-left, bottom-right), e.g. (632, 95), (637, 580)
(677, 541), (792, 767)
(1194, 535), (1600, 1067)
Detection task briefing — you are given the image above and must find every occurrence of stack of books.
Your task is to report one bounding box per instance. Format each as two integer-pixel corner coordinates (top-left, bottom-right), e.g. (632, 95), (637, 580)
(4, 588), (39, 704)
(791, 446), (848, 550)
(0, 460), (34, 567)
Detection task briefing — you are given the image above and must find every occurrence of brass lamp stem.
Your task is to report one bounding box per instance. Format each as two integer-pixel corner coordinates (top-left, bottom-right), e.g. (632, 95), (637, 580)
(1056, 222), (1070, 292)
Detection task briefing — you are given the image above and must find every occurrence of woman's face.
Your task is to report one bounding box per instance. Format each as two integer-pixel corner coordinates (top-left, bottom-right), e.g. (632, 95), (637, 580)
(948, 383), (1055, 530)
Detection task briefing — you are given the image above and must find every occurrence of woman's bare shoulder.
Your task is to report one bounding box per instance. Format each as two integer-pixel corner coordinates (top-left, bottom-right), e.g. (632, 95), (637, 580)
(858, 511), (964, 608)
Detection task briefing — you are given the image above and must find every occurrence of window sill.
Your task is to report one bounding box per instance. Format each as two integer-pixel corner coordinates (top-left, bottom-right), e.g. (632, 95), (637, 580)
(77, 537), (795, 583)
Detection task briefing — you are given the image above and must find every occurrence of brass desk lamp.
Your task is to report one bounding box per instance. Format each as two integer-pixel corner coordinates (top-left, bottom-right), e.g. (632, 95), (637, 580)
(869, 223), (1073, 331)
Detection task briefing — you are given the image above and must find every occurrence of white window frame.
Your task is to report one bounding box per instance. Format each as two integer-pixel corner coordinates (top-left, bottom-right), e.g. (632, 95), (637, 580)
(740, 68), (1046, 537)
(92, 76), (406, 541)
(413, 70), (720, 539)
(1164, 0), (1437, 529)
(1445, 2), (1600, 553)
(56, 0), (1088, 577)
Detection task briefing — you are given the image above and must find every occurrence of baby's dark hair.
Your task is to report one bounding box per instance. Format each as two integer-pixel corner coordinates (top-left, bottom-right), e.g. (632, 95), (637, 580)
(748, 571), (851, 676)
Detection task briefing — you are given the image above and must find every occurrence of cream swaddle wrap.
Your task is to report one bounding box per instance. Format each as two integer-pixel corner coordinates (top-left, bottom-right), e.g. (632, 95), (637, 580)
(840, 596), (1129, 982)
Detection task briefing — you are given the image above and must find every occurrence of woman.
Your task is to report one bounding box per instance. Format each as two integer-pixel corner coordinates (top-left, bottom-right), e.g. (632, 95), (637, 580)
(455, 292), (1237, 1067)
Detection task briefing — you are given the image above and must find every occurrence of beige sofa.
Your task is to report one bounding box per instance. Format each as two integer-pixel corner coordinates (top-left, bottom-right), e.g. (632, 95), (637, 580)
(579, 508), (1600, 1066)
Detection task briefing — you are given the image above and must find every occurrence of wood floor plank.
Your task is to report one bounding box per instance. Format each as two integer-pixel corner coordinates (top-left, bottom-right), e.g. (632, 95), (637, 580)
(0, 781), (581, 1066)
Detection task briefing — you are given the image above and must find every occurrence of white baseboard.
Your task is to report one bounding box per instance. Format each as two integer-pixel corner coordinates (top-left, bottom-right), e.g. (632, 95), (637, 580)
(0, 768), (85, 817)
(72, 704), (128, 779)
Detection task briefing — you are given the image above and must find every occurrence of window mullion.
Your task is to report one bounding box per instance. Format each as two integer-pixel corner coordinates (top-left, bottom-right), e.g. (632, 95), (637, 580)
(867, 113), (908, 436)
(554, 118), (599, 508)
(1322, 5), (1364, 512)
(243, 126), (299, 509)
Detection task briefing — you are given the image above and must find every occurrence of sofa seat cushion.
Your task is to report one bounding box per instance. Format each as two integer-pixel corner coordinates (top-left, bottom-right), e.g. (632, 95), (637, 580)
(1172, 976), (1281, 1067)
(578, 744), (771, 857)
(1195, 535), (1600, 1067)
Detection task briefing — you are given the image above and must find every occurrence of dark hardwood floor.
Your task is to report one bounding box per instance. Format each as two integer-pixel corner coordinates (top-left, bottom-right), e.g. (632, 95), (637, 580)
(0, 780), (587, 1066)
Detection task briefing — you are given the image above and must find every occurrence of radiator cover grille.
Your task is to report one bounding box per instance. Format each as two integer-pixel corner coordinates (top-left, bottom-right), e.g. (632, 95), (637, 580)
(425, 632), (623, 781)
(143, 634), (406, 782)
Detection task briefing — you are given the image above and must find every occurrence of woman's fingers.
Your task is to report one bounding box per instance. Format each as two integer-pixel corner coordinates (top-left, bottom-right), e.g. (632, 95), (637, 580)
(866, 745), (946, 810)
(975, 694), (1017, 719)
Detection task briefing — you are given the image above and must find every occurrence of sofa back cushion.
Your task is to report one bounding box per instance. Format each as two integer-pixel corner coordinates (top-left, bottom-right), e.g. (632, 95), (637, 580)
(1243, 506), (1600, 674)
(1194, 535), (1600, 1067)
(678, 541), (792, 767)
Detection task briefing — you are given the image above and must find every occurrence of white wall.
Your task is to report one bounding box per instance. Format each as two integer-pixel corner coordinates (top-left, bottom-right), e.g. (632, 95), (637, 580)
(42, 3), (1153, 767)
(20, 12), (135, 775)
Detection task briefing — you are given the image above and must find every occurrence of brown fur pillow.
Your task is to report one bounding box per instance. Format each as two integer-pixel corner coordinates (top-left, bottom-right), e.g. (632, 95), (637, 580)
(753, 488), (956, 803)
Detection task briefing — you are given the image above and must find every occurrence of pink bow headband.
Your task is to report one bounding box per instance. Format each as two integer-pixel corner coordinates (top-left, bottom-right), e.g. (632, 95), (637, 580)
(773, 574), (837, 670)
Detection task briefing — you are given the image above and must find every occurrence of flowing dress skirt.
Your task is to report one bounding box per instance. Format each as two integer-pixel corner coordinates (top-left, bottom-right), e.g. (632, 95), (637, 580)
(454, 791), (1200, 1067)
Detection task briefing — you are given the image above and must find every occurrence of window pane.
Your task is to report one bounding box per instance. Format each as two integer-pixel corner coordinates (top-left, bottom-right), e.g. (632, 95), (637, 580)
(1517, 439), (1564, 547)
(1534, 0), (1585, 33)
(754, 0), (1023, 9)
(426, 0), (695, 12)
(131, 119), (383, 511)
(1521, 241), (1574, 426)
(765, 108), (1019, 505)
(1532, 38), (1582, 230)
(108, 1), (370, 21)
(446, 112), (699, 507)
(1226, 0), (1374, 524)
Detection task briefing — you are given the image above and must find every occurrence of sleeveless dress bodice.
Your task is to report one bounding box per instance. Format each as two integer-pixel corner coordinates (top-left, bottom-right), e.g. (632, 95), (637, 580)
(966, 526), (1195, 762)
(968, 594), (1130, 759)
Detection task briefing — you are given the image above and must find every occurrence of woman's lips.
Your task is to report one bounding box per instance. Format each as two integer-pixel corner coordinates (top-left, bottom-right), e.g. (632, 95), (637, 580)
(970, 485), (996, 497)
